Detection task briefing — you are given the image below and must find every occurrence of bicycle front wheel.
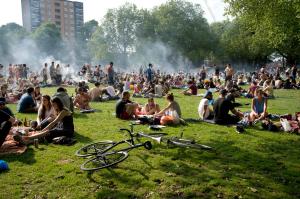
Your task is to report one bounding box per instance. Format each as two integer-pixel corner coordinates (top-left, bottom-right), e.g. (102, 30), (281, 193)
(168, 139), (213, 150)
(80, 151), (129, 171)
(75, 140), (115, 157)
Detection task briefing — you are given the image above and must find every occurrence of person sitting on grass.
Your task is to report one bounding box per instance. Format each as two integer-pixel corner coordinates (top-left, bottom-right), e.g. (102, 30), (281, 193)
(53, 87), (73, 112)
(144, 98), (160, 115)
(182, 81), (197, 96)
(249, 89), (268, 123)
(13, 97), (74, 144)
(35, 95), (55, 130)
(263, 79), (274, 98)
(33, 86), (42, 105)
(73, 87), (91, 110)
(115, 91), (139, 120)
(198, 91), (214, 120)
(17, 87), (38, 113)
(0, 107), (18, 148)
(243, 81), (258, 98)
(213, 89), (244, 125)
(0, 97), (14, 117)
(154, 93), (182, 118)
(101, 85), (120, 100)
(89, 82), (102, 102)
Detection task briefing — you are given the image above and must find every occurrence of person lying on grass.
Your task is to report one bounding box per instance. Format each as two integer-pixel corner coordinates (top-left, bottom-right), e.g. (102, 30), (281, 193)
(13, 97), (74, 144)
(249, 89), (268, 124)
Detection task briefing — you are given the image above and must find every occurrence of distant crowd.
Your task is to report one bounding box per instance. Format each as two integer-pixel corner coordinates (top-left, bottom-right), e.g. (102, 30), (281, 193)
(0, 61), (299, 148)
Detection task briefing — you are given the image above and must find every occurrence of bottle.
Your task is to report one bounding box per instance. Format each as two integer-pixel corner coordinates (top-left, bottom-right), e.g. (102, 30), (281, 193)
(34, 139), (39, 148)
(24, 117), (28, 127)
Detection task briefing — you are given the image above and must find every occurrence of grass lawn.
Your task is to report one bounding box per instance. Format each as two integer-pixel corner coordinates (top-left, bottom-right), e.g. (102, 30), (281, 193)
(1, 87), (300, 199)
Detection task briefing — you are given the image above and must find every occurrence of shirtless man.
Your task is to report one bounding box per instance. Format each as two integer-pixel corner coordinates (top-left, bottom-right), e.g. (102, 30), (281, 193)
(89, 82), (102, 101)
(73, 87), (91, 110)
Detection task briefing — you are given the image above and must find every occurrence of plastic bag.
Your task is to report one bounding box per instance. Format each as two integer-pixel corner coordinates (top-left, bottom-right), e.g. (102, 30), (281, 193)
(280, 118), (291, 132)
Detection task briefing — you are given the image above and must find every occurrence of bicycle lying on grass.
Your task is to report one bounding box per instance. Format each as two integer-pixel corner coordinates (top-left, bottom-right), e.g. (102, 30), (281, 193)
(75, 123), (213, 171)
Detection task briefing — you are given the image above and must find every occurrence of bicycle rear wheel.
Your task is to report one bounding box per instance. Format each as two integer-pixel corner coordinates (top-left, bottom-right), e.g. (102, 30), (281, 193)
(168, 139), (213, 150)
(80, 151), (129, 171)
(75, 140), (115, 157)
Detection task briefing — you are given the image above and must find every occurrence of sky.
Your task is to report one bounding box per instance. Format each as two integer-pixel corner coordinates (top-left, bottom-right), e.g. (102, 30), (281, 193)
(0, 0), (227, 26)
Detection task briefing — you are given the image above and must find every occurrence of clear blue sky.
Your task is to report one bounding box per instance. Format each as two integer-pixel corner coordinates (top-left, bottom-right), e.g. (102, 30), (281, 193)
(0, 0), (227, 26)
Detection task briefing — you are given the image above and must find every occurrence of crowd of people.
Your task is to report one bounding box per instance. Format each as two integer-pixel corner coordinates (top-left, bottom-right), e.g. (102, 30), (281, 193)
(0, 60), (299, 149)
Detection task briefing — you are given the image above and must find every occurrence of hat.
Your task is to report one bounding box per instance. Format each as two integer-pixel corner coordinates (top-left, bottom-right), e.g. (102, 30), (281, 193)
(0, 97), (6, 105)
(220, 89), (228, 95)
(204, 90), (212, 98)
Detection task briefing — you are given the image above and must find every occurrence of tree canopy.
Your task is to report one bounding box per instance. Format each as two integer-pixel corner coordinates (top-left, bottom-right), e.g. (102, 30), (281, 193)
(1, 0), (299, 68)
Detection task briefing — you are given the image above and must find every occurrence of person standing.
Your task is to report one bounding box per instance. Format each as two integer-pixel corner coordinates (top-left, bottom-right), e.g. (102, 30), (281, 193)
(224, 64), (234, 85)
(107, 62), (115, 85)
(41, 63), (48, 84)
(55, 64), (62, 85)
(146, 63), (153, 83)
(49, 61), (56, 83)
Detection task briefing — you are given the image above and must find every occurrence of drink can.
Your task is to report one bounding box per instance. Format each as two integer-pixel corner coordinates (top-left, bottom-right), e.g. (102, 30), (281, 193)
(34, 139), (39, 148)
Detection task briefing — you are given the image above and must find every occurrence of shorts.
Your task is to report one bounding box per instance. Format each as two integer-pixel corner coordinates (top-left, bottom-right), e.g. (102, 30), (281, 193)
(120, 112), (131, 120)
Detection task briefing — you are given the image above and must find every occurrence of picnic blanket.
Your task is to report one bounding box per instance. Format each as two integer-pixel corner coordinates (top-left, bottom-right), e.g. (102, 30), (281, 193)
(0, 134), (27, 155)
(0, 127), (40, 155)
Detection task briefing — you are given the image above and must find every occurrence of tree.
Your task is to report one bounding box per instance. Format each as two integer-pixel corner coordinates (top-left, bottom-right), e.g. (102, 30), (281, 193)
(31, 23), (62, 58)
(88, 27), (112, 63)
(225, 0), (300, 64)
(210, 20), (272, 66)
(0, 23), (28, 62)
(151, 0), (215, 65)
(81, 20), (99, 41)
(101, 3), (142, 65)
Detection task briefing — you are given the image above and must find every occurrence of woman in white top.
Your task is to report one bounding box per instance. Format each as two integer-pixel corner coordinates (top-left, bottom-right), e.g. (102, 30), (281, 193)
(198, 91), (214, 120)
(37, 95), (54, 129)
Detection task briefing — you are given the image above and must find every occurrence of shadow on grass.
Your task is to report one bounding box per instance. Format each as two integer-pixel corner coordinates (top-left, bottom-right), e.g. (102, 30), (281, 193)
(82, 131), (300, 198)
(74, 131), (93, 143)
(2, 148), (36, 165)
(199, 138), (300, 198)
(96, 188), (138, 199)
(73, 112), (88, 119)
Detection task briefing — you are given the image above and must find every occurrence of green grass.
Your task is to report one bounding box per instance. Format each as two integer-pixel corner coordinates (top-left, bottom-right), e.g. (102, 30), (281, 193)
(1, 87), (300, 199)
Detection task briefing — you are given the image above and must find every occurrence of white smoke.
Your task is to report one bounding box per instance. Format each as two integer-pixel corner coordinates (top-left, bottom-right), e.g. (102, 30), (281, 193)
(118, 40), (193, 73)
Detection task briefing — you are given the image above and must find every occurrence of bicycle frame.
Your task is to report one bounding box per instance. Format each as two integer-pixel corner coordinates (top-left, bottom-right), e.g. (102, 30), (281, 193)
(95, 141), (147, 158)
(94, 126), (150, 156)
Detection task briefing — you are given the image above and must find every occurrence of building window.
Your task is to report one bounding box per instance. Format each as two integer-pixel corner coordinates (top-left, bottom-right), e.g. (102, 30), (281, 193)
(55, 15), (61, 19)
(55, 2), (60, 7)
(55, 9), (60, 13)
(56, 21), (61, 25)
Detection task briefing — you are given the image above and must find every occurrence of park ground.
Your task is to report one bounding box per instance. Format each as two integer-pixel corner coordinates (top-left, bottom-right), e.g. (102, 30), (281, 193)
(0, 87), (300, 199)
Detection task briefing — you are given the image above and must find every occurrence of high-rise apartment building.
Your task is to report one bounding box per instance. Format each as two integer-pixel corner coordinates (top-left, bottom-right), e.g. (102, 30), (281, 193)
(21, 0), (83, 39)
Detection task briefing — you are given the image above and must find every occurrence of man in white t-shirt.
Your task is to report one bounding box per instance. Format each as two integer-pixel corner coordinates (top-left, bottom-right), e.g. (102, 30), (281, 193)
(198, 91), (214, 120)
(101, 85), (120, 100)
